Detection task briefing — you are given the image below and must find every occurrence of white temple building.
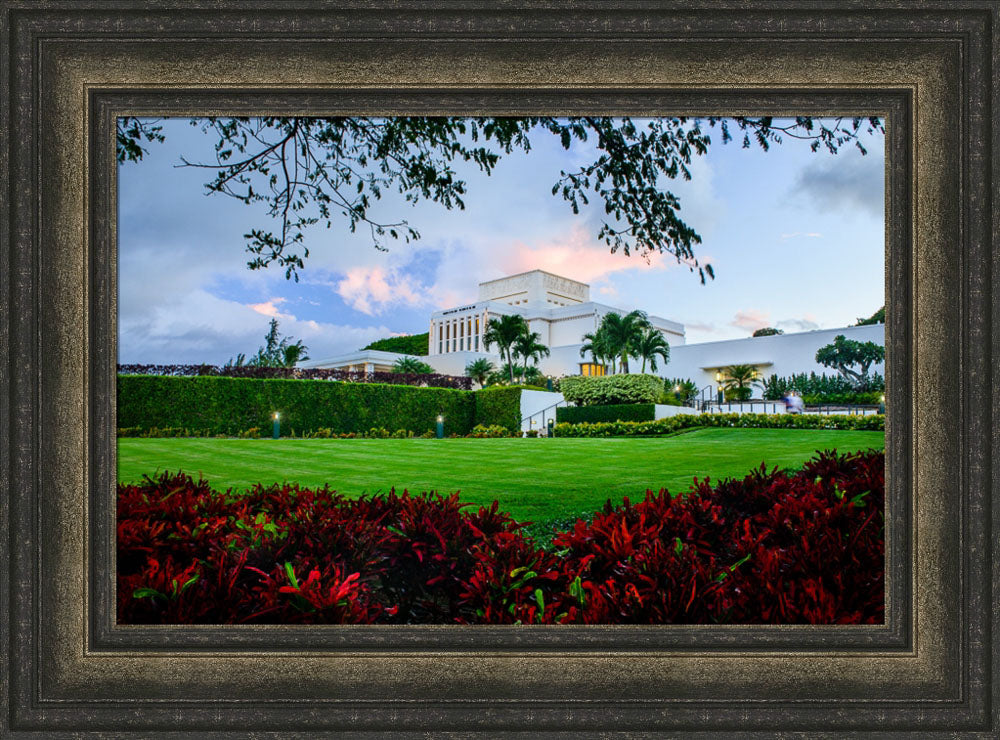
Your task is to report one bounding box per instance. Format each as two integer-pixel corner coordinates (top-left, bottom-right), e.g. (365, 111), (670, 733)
(302, 269), (884, 397)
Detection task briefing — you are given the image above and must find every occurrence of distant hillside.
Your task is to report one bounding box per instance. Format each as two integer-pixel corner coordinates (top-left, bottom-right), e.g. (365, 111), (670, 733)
(363, 332), (430, 356)
(855, 306), (885, 326)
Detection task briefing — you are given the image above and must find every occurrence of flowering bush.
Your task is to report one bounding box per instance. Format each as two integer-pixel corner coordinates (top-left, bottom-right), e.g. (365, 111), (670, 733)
(554, 412), (884, 437)
(118, 449), (884, 625)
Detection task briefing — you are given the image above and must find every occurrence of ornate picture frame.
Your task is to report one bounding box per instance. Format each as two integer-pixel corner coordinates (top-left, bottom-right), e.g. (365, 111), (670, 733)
(1, 1), (996, 735)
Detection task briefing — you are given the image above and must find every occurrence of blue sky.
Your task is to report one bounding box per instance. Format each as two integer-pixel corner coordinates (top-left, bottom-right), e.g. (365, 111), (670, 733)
(118, 117), (884, 364)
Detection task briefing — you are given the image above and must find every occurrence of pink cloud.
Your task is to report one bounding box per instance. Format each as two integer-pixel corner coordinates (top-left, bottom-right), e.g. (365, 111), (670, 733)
(248, 298), (292, 319)
(335, 267), (425, 315)
(496, 226), (668, 284)
(730, 309), (772, 332)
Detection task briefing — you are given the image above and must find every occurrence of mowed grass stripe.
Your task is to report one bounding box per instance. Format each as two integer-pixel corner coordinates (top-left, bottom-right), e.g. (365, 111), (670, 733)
(118, 428), (884, 525)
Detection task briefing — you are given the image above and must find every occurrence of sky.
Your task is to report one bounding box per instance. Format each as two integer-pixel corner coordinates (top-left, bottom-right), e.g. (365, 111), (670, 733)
(118, 117), (885, 365)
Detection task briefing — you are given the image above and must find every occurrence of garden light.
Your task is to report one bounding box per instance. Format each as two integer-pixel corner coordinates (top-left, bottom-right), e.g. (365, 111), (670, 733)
(547, 418), (554, 437)
(879, 394), (886, 414)
(674, 384), (681, 402)
(436, 415), (444, 439)
(272, 412), (280, 439)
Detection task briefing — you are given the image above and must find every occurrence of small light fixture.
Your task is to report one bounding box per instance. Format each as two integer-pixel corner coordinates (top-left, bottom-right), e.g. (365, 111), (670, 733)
(715, 371), (722, 382)
(436, 414), (444, 439)
(272, 412), (280, 439)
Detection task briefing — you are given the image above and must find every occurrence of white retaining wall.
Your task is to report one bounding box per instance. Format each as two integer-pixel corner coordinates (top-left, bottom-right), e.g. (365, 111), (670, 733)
(653, 404), (700, 419)
(519, 390), (566, 433)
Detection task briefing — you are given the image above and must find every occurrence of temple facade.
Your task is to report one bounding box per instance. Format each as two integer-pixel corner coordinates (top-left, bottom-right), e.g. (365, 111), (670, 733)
(422, 270), (684, 377)
(302, 269), (884, 396)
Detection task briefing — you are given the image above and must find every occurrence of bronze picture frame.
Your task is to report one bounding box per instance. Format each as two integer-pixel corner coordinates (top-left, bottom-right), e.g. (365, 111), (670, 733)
(1, 1), (996, 735)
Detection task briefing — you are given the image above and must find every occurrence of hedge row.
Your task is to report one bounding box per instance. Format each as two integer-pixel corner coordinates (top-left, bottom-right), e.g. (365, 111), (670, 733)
(117, 375), (478, 436)
(554, 412), (884, 437)
(474, 386), (523, 434)
(117, 363), (473, 390)
(117, 374), (527, 437)
(556, 404), (656, 424)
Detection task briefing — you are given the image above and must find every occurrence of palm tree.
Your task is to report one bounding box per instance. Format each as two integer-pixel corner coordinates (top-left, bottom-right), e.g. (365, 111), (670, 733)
(598, 310), (652, 374)
(721, 364), (758, 401)
(281, 339), (310, 368)
(512, 328), (550, 376)
(490, 362), (524, 386)
(482, 314), (528, 383)
(579, 328), (613, 374)
(634, 327), (670, 373)
(392, 356), (434, 374)
(464, 357), (495, 388)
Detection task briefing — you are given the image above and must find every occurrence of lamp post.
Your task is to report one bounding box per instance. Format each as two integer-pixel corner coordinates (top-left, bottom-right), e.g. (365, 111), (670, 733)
(436, 414), (444, 439)
(715, 372), (724, 405)
(674, 384), (681, 403)
(547, 418), (554, 438)
(879, 394), (886, 415)
(272, 412), (280, 439)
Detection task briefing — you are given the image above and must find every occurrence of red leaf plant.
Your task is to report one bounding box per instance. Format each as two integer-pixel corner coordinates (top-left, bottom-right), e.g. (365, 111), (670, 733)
(117, 449), (884, 625)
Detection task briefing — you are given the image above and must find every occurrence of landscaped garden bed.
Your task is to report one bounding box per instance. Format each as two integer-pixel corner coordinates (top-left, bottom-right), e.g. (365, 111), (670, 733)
(118, 448), (884, 625)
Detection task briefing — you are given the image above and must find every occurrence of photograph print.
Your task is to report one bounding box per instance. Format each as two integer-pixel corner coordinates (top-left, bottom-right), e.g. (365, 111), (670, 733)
(116, 115), (886, 625)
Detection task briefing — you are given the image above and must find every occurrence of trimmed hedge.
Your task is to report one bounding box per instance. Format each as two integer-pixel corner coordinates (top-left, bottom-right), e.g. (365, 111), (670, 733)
(474, 386), (522, 433)
(560, 374), (663, 406)
(117, 375), (476, 437)
(553, 412), (884, 438)
(557, 404), (656, 424)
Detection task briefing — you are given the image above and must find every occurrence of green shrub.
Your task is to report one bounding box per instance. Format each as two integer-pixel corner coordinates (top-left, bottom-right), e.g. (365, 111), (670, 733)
(661, 378), (699, 406)
(466, 424), (516, 438)
(557, 404), (656, 424)
(724, 386), (753, 402)
(117, 375), (476, 437)
(473, 386), (522, 433)
(760, 372), (885, 403)
(560, 374), (664, 406)
(553, 412), (884, 438)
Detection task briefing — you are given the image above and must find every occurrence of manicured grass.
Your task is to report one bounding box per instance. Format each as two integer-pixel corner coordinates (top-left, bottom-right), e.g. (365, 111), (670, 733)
(118, 427), (884, 529)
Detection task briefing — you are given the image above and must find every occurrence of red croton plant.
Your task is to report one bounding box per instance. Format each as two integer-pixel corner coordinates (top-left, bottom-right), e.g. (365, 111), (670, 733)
(117, 449), (884, 625)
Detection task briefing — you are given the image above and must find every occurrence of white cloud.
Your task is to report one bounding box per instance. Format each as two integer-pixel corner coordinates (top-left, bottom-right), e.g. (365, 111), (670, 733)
(334, 266), (428, 316)
(776, 316), (822, 333)
(730, 309), (772, 333)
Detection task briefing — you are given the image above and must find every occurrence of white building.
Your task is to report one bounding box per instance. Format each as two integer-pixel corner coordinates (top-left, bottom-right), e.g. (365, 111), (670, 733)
(302, 269), (884, 397)
(420, 270), (684, 377)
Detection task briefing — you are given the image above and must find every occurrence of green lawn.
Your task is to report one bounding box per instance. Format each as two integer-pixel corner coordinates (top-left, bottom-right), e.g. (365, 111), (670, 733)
(118, 428), (884, 529)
